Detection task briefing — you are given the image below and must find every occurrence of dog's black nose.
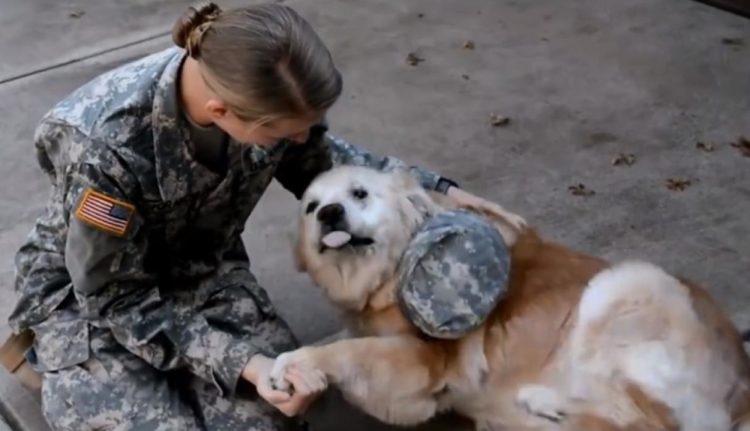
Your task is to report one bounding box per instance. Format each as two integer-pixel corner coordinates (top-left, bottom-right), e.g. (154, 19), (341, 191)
(317, 203), (345, 225)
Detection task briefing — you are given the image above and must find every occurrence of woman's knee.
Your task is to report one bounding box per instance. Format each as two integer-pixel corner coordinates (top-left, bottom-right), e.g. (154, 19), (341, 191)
(41, 370), (95, 431)
(41, 364), (198, 431)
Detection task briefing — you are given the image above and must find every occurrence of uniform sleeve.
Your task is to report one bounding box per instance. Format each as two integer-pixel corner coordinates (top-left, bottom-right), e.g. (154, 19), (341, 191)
(62, 162), (283, 397)
(274, 122), (458, 199)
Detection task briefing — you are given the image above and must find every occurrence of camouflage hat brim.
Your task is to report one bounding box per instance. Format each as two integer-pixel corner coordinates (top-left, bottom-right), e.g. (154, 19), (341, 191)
(396, 209), (511, 339)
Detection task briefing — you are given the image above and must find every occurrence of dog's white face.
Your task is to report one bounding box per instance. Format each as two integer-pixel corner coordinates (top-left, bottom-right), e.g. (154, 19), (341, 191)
(297, 166), (430, 260)
(294, 166), (435, 309)
(303, 169), (384, 253)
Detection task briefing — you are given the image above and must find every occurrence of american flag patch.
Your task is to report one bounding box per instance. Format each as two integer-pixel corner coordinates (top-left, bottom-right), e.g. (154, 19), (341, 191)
(74, 188), (135, 237)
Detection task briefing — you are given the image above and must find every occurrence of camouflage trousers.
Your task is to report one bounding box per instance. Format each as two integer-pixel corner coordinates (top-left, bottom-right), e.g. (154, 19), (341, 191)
(37, 282), (305, 431)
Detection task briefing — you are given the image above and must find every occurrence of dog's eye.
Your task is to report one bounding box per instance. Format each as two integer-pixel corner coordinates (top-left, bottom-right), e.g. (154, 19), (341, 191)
(305, 201), (319, 214)
(352, 188), (368, 200)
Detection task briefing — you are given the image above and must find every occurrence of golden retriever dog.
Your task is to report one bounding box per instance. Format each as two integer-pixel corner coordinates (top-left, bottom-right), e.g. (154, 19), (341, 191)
(270, 165), (750, 430)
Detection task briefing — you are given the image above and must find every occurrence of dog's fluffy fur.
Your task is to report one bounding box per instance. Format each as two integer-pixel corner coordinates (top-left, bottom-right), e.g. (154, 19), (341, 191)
(271, 166), (750, 430)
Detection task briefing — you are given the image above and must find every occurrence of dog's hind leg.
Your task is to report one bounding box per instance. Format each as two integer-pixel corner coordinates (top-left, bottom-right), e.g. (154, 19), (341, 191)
(270, 335), (447, 426)
(515, 382), (681, 431)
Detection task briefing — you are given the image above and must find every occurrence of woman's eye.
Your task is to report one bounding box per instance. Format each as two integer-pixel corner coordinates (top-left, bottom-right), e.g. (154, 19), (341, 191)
(305, 201), (319, 214)
(352, 188), (368, 200)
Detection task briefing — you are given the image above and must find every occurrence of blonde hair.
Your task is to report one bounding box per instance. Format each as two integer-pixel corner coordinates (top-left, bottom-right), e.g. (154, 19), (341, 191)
(172, 2), (342, 123)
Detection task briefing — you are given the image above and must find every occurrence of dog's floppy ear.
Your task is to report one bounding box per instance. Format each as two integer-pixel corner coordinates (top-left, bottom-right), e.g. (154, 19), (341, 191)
(391, 169), (432, 209)
(389, 168), (440, 227)
(405, 193), (436, 219)
(390, 167), (423, 192)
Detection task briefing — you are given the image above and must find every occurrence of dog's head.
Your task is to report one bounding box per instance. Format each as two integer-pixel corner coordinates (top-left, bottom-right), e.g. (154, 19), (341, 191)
(294, 166), (438, 310)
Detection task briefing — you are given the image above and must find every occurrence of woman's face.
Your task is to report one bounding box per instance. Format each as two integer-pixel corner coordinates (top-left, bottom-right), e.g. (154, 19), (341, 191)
(214, 109), (320, 147)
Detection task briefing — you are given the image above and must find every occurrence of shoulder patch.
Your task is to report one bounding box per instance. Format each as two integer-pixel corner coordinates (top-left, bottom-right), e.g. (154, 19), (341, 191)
(74, 188), (135, 237)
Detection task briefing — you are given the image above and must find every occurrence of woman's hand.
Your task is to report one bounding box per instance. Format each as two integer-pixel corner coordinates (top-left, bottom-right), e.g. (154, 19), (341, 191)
(445, 186), (527, 231)
(242, 354), (327, 417)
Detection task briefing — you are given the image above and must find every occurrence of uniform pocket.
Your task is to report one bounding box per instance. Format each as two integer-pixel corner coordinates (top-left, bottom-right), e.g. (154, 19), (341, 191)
(29, 319), (89, 372)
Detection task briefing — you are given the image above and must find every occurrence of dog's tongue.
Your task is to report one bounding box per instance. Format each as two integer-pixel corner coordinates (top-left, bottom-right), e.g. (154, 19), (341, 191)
(322, 231), (352, 249)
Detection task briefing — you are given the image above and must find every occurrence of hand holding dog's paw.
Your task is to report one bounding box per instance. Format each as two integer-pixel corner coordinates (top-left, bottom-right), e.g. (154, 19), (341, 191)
(445, 186), (527, 233)
(285, 366), (328, 396)
(270, 350), (326, 391)
(267, 350), (328, 416)
(242, 354), (296, 406)
(269, 351), (296, 392)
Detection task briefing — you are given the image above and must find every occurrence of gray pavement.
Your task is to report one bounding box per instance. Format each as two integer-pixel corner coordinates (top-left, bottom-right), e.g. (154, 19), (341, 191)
(1, 0), (749, 429)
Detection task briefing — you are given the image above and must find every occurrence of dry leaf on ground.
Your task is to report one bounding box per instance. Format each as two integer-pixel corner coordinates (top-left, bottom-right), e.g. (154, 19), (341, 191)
(406, 52), (425, 66)
(696, 141), (715, 152)
(611, 153), (636, 166)
(721, 37), (744, 46)
(490, 113), (510, 127)
(569, 183), (595, 197)
(730, 136), (750, 157)
(665, 178), (692, 191)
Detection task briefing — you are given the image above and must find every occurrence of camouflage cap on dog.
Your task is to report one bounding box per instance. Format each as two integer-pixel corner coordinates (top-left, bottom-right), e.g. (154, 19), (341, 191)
(396, 209), (511, 339)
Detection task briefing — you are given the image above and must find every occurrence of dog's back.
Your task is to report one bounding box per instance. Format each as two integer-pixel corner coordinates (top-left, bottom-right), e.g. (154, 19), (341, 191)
(466, 226), (750, 430)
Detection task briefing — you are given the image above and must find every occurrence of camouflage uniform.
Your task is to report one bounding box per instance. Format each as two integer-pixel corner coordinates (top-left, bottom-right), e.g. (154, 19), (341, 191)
(8, 47), (455, 431)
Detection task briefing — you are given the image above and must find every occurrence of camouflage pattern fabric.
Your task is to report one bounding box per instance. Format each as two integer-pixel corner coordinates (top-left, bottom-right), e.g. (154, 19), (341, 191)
(397, 209), (511, 339)
(8, 46), (453, 429)
(41, 320), (305, 430)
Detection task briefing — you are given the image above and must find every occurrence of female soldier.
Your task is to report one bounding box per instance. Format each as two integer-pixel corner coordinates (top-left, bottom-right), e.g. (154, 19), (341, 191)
(8, 2), (502, 430)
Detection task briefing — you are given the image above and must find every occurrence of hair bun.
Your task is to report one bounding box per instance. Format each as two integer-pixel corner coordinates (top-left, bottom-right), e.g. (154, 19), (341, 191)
(172, 2), (222, 58)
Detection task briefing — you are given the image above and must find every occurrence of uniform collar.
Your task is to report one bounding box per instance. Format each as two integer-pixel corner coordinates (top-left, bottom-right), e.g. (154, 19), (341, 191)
(151, 48), (293, 201)
(151, 48), (227, 202)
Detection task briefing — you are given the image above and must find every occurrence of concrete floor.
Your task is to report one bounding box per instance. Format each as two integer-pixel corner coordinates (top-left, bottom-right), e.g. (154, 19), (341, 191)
(1, 0), (749, 429)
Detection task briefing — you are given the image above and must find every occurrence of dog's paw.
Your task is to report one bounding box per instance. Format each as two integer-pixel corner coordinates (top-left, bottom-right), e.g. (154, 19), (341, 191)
(270, 349), (326, 395)
(270, 351), (297, 392)
(516, 384), (567, 423)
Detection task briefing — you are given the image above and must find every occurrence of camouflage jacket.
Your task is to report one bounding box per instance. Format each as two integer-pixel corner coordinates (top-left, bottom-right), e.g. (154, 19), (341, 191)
(8, 47), (454, 395)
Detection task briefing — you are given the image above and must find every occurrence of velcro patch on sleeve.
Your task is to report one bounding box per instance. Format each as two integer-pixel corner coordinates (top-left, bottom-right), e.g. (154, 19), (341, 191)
(74, 188), (135, 237)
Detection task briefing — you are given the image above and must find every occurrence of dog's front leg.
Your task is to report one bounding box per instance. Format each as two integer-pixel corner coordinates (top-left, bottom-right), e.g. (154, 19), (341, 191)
(270, 335), (447, 426)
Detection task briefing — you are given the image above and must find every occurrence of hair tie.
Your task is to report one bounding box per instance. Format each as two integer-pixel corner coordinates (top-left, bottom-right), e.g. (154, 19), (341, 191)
(186, 4), (222, 58)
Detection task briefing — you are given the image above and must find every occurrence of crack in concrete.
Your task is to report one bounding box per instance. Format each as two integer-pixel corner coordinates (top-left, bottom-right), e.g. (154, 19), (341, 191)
(0, 31), (170, 86)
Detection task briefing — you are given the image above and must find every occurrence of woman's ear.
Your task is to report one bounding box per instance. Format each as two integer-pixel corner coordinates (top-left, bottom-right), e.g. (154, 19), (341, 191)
(205, 98), (228, 120)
